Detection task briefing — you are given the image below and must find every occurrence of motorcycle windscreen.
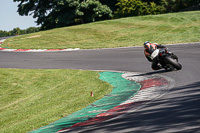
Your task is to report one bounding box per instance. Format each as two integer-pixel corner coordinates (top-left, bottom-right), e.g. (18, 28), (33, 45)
(151, 49), (159, 60)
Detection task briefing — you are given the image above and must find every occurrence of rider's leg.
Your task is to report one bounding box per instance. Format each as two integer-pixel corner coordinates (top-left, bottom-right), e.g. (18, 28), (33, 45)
(152, 58), (162, 70)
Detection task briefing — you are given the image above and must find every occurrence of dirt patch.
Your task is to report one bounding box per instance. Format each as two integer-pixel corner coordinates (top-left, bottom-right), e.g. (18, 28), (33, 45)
(26, 35), (41, 38)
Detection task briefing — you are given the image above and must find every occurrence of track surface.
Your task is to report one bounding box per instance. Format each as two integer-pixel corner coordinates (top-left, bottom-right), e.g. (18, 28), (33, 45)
(0, 43), (200, 132)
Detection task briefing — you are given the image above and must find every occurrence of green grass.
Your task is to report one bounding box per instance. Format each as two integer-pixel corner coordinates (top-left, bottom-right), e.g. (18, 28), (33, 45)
(0, 69), (112, 133)
(2, 11), (200, 49)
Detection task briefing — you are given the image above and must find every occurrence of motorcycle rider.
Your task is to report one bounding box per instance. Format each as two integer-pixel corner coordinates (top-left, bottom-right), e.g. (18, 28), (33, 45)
(144, 41), (166, 70)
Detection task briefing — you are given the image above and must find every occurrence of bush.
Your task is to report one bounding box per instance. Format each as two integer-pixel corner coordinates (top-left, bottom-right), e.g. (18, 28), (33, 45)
(114, 0), (164, 18)
(76, 0), (112, 23)
(160, 0), (200, 12)
(114, 0), (199, 18)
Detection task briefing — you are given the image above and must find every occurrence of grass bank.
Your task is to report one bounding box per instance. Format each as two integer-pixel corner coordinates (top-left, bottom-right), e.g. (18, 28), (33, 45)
(0, 69), (112, 133)
(2, 11), (200, 49)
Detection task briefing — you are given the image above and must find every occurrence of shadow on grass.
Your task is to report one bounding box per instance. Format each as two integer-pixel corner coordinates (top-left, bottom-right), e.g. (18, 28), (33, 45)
(67, 81), (200, 133)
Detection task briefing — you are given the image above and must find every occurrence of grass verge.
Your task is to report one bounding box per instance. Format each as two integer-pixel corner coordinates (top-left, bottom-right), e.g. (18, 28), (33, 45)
(2, 11), (200, 49)
(0, 68), (112, 133)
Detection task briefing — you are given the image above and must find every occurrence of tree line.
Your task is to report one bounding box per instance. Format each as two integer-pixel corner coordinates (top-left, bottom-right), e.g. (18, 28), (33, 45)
(114, 0), (200, 17)
(0, 27), (40, 37)
(1, 0), (199, 37)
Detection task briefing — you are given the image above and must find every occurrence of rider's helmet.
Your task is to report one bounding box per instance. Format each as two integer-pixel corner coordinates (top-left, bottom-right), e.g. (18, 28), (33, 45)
(144, 41), (150, 48)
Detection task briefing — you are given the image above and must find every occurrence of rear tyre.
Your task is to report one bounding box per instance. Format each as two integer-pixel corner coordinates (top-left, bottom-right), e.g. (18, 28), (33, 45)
(164, 56), (182, 70)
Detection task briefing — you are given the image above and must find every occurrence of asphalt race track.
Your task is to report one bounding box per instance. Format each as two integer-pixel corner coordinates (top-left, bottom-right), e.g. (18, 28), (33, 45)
(0, 43), (200, 132)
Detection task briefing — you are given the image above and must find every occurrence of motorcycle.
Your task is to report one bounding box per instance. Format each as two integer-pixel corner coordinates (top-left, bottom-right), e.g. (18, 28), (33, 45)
(151, 48), (182, 71)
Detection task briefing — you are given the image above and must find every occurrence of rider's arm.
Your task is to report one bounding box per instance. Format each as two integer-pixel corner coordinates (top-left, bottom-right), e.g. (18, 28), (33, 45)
(144, 50), (152, 62)
(146, 56), (152, 62)
(156, 44), (166, 48)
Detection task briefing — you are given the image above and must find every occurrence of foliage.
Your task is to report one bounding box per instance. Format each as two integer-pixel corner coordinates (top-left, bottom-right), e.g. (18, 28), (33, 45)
(0, 27), (40, 37)
(39, 0), (80, 30)
(114, 0), (164, 17)
(76, 0), (112, 23)
(161, 0), (200, 12)
(13, 0), (199, 30)
(99, 0), (118, 11)
(114, 0), (200, 18)
(14, 0), (112, 30)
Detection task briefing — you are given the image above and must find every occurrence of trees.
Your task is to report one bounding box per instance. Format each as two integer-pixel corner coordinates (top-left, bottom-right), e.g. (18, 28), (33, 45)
(161, 0), (200, 12)
(12, 27), (21, 35)
(99, 0), (118, 11)
(14, 0), (112, 30)
(76, 0), (112, 23)
(26, 27), (40, 34)
(14, 0), (199, 30)
(0, 30), (8, 37)
(0, 27), (40, 37)
(114, 0), (164, 17)
(114, 0), (200, 18)
(14, 0), (80, 30)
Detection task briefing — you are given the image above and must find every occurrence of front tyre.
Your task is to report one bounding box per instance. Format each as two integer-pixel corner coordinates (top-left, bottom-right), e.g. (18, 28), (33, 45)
(164, 56), (182, 70)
